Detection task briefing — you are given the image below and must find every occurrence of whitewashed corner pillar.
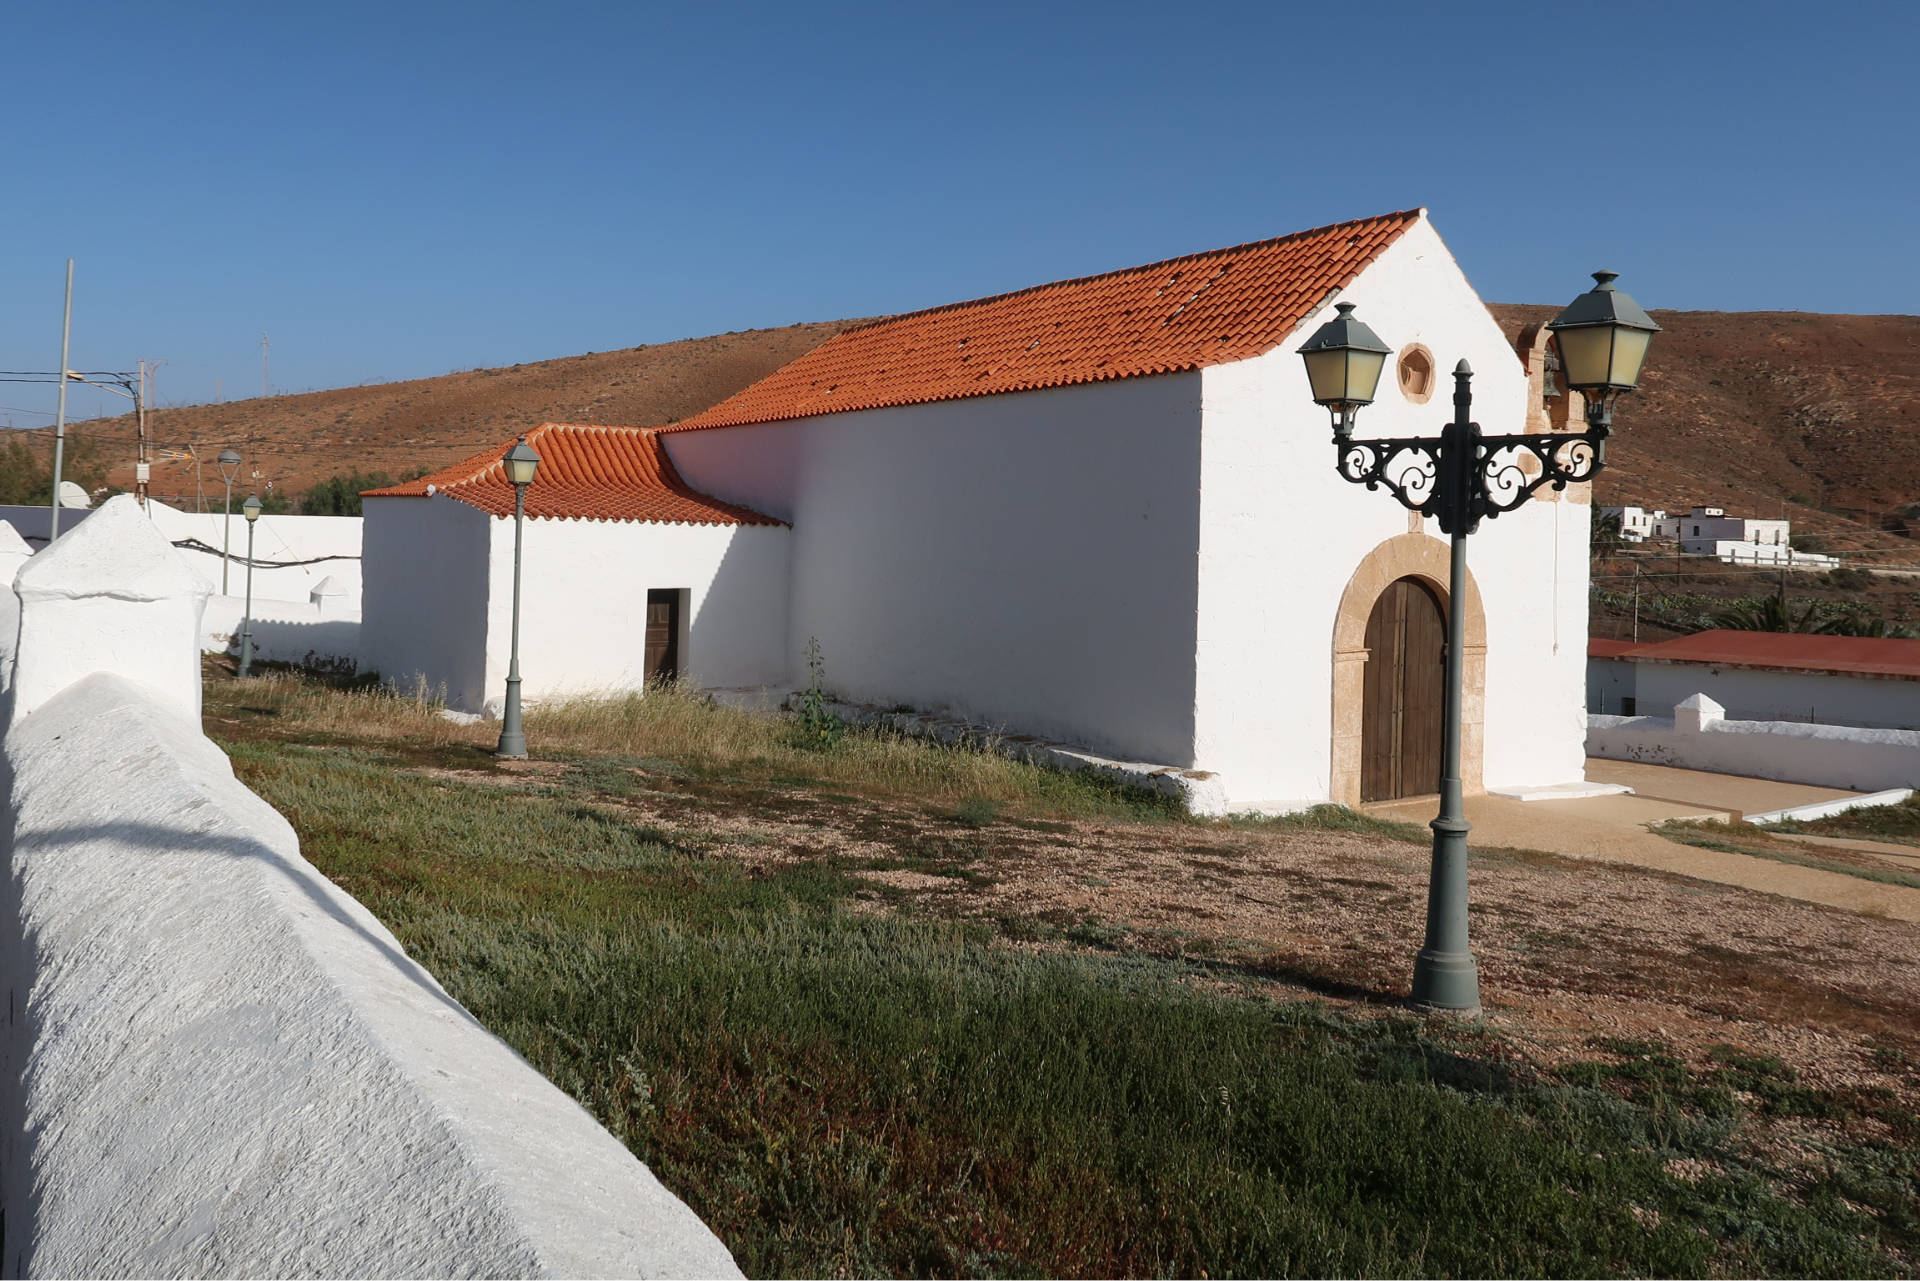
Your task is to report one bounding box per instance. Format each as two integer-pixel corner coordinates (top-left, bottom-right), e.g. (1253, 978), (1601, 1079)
(0, 521), (37, 696)
(9, 495), (214, 726)
(1673, 692), (1725, 735)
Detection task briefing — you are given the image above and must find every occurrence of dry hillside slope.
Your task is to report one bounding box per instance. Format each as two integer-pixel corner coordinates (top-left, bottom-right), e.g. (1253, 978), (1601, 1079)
(38, 307), (1920, 549)
(1489, 304), (1920, 545)
(73, 320), (860, 503)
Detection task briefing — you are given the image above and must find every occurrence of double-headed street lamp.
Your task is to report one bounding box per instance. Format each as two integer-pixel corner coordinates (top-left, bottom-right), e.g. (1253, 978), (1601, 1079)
(495, 436), (542, 760)
(217, 449), (243, 592)
(236, 493), (263, 678)
(1300, 271), (1659, 1013)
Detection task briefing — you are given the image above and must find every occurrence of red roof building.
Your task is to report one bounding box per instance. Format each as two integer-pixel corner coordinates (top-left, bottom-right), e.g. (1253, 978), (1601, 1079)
(364, 423), (781, 526)
(363, 209), (1590, 809)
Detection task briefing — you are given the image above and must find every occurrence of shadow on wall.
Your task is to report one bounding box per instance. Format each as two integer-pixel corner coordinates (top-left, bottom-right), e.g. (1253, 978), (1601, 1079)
(220, 617), (361, 674)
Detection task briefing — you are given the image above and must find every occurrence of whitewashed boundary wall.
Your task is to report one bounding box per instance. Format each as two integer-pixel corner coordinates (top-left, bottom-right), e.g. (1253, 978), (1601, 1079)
(0, 501), (363, 605)
(1588, 693), (1920, 793)
(0, 523), (33, 695)
(0, 501), (738, 1277)
(201, 576), (361, 672)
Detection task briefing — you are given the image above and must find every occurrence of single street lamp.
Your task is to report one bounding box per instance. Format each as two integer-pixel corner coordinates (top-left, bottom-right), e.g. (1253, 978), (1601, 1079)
(217, 449), (243, 593)
(1301, 272), (1658, 1013)
(495, 436), (541, 759)
(237, 493), (262, 678)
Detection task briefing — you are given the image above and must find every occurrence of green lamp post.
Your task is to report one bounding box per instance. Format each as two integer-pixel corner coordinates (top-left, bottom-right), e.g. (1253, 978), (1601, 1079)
(217, 449), (243, 593)
(1300, 273), (1658, 1013)
(236, 492), (263, 678)
(495, 436), (541, 759)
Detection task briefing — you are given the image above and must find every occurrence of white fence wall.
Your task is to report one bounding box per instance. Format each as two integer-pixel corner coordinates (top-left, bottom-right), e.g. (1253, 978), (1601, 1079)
(1588, 694), (1920, 793)
(0, 502), (362, 606)
(0, 498), (736, 1277)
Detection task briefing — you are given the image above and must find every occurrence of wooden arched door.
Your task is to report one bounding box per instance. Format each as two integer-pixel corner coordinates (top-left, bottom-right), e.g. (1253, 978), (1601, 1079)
(1361, 577), (1446, 802)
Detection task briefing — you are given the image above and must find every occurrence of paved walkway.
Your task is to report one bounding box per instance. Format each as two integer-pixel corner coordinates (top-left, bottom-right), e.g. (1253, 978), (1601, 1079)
(1366, 760), (1920, 923)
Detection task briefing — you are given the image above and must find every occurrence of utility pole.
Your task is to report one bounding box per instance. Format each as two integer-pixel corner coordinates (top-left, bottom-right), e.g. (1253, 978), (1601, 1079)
(261, 332), (270, 398)
(1631, 561), (1642, 643)
(135, 359), (152, 509)
(50, 259), (74, 542)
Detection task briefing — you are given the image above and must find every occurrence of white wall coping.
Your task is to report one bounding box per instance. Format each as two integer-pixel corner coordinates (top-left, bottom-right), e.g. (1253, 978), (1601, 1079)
(1745, 788), (1915, 827)
(1, 673), (738, 1278)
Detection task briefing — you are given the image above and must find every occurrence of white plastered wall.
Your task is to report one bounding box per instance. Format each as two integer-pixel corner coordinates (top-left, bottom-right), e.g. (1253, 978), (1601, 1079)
(360, 495), (492, 707)
(665, 375), (1206, 766)
(1630, 662), (1920, 731)
(0, 502), (362, 604)
(479, 515), (791, 712)
(1195, 214), (1590, 806)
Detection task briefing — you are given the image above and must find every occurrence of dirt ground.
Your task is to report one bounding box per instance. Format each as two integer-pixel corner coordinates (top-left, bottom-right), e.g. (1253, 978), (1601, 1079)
(473, 758), (1920, 1115)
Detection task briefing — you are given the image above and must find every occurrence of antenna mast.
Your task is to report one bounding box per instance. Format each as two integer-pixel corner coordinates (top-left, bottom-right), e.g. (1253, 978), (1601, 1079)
(261, 331), (270, 398)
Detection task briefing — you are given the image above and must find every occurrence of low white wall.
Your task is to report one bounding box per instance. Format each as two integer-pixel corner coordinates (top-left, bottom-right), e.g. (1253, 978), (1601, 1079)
(202, 593), (362, 673)
(0, 502), (362, 605)
(1, 674), (739, 1278)
(1588, 701), (1920, 793)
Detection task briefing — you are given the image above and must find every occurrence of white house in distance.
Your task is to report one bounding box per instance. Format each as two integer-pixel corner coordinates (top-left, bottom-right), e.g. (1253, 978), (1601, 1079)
(1601, 504), (1823, 566)
(362, 208), (1595, 811)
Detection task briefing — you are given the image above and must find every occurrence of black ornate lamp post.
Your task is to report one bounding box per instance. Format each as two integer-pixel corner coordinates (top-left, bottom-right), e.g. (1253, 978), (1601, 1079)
(495, 436), (541, 760)
(1300, 273), (1659, 1012)
(237, 493), (262, 678)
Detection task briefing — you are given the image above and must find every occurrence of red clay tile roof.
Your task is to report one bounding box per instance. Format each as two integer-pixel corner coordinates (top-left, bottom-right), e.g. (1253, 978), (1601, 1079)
(1614, 629), (1920, 680)
(1588, 638), (1644, 659)
(362, 423), (784, 525)
(660, 209), (1423, 433)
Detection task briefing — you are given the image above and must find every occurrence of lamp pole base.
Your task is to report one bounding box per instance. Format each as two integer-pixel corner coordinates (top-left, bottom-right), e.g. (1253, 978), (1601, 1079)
(1410, 949), (1482, 1016)
(496, 674), (527, 759)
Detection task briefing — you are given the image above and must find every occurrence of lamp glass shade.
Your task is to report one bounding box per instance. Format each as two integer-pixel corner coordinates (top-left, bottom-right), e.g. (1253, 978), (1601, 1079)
(242, 494), (262, 522)
(1297, 302), (1392, 408)
(501, 439), (541, 486)
(1303, 346), (1388, 407)
(1547, 271), (1659, 393)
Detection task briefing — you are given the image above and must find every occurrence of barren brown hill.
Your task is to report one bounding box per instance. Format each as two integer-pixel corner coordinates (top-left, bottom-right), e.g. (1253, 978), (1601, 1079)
(1489, 304), (1920, 554)
(43, 307), (1920, 554)
(68, 320), (860, 505)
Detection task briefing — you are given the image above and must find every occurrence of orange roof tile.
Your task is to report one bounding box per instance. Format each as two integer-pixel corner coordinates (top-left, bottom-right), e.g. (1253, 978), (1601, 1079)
(1589, 638), (1644, 659)
(661, 209), (1423, 433)
(1618, 629), (1920, 680)
(363, 423), (783, 525)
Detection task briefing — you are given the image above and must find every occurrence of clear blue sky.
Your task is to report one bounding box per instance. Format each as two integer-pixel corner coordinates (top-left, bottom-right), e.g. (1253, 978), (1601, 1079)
(3, 0), (1914, 425)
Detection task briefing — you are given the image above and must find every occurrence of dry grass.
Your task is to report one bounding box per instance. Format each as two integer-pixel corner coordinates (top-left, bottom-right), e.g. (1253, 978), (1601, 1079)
(214, 663), (1180, 823)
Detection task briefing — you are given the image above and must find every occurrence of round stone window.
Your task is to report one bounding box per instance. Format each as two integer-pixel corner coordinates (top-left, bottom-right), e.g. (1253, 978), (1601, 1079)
(1397, 343), (1436, 404)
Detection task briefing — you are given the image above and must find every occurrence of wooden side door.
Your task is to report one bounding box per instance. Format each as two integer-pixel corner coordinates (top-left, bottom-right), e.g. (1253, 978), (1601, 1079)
(1360, 577), (1446, 802)
(644, 589), (681, 683)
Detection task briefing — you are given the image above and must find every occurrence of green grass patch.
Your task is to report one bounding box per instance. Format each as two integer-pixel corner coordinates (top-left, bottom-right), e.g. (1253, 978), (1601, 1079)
(1227, 803), (1429, 844)
(222, 735), (1920, 1278)
(1768, 793), (1920, 847)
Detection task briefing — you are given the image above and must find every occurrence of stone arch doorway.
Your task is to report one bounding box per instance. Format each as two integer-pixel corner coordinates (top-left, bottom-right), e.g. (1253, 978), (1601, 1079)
(1331, 533), (1487, 806)
(1361, 576), (1447, 801)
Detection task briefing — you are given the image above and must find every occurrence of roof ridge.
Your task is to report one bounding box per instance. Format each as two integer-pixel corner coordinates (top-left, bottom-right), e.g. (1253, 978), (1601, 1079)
(662, 208), (1425, 435)
(835, 208), (1427, 334)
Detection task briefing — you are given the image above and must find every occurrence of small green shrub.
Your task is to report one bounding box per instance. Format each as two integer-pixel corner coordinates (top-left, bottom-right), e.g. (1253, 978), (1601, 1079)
(793, 636), (845, 751)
